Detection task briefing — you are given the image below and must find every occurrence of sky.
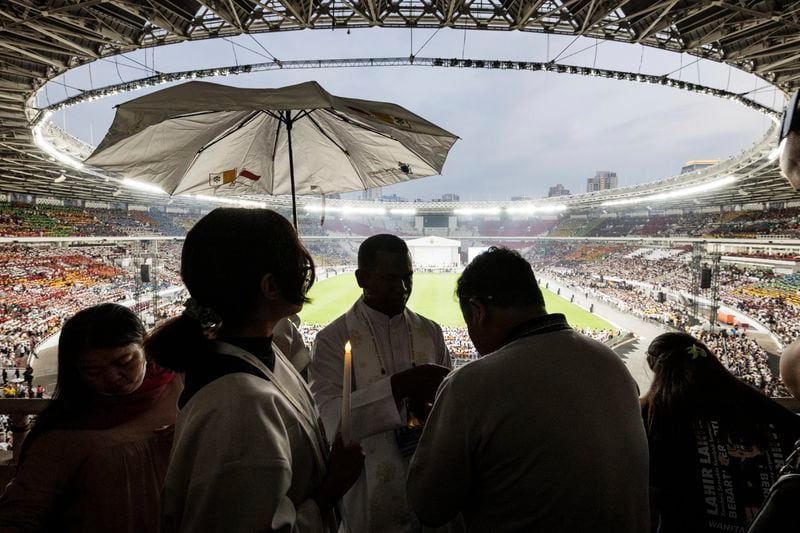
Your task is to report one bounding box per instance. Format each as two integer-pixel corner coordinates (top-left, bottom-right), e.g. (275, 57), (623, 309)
(43, 28), (783, 201)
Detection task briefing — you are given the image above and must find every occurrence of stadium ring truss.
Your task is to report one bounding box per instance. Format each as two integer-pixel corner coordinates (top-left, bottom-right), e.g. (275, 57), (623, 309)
(2, 0), (800, 214)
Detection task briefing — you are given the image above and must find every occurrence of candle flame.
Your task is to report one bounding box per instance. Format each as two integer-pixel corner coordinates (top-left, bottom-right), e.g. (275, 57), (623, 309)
(345, 340), (352, 352)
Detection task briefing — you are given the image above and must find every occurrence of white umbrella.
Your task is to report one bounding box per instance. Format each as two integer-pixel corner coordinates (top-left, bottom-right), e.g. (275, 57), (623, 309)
(86, 80), (459, 226)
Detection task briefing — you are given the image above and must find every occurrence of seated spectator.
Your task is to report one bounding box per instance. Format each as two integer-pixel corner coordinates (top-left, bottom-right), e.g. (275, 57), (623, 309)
(642, 332), (800, 533)
(0, 303), (180, 533)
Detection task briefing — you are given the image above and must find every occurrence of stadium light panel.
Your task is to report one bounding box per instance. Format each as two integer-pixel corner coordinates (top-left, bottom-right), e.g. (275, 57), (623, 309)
(121, 178), (167, 195)
(389, 208), (417, 215)
(453, 207), (502, 215)
(600, 176), (738, 207)
(188, 194), (267, 209)
(340, 206), (387, 215)
(505, 204), (567, 215)
(304, 205), (388, 215)
(32, 123), (84, 170)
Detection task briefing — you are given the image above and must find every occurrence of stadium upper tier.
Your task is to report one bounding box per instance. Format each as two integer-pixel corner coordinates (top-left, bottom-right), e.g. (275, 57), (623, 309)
(1, 2), (800, 209)
(3, 201), (800, 242)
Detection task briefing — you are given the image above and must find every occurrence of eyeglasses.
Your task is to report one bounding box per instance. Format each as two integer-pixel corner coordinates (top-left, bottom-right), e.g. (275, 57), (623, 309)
(779, 90), (800, 142)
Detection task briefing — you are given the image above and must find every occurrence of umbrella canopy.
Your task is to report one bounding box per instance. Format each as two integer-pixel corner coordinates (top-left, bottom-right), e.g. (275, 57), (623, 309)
(86, 80), (458, 223)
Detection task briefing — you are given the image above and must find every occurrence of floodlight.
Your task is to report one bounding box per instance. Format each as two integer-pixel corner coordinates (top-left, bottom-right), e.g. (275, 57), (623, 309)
(121, 178), (166, 195)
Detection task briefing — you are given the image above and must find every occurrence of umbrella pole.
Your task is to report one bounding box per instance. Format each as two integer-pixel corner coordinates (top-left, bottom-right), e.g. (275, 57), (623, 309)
(285, 111), (298, 230)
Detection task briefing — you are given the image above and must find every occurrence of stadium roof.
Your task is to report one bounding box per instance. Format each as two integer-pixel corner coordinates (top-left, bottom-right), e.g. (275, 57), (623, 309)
(2, 0), (800, 209)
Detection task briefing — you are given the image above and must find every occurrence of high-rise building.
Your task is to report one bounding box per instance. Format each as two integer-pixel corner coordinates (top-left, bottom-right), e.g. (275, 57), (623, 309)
(380, 193), (407, 202)
(680, 160), (720, 174)
(586, 171), (618, 192)
(548, 184), (571, 197)
(441, 193), (460, 202)
(361, 187), (383, 201)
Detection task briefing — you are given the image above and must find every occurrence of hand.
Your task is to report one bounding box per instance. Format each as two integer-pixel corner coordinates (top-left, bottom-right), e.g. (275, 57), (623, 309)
(313, 435), (364, 512)
(391, 363), (450, 408)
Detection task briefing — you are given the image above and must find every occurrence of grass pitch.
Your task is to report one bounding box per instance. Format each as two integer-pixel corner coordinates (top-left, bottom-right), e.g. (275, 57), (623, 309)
(299, 273), (613, 330)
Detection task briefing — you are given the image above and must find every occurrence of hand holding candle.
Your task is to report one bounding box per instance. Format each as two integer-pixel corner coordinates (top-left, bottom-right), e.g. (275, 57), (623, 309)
(341, 340), (352, 444)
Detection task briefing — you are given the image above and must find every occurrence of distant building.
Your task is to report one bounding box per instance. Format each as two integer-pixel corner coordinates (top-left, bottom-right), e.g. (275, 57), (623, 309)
(548, 184), (571, 197)
(361, 187), (383, 201)
(380, 193), (407, 202)
(511, 195), (532, 201)
(586, 171), (618, 193)
(441, 193), (460, 202)
(680, 160), (720, 174)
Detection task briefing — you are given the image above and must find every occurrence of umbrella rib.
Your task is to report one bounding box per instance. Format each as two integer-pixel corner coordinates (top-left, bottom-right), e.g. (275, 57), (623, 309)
(321, 108), (397, 141)
(303, 112), (349, 155)
(268, 114), (284, 196)
(168, 110), (221, 120)
(304, 111), (372, 191)
(197, 110), (264, 154)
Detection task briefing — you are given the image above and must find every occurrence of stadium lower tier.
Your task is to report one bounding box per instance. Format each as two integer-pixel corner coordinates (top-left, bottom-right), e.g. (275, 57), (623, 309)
(0, 241), (795, 397)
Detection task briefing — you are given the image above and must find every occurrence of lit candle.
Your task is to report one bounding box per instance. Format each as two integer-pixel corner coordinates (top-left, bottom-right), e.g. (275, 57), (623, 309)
(341, 340), (352, 444)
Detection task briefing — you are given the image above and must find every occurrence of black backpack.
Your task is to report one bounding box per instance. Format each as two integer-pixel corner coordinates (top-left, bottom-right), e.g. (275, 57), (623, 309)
(747, 439), (800, 533)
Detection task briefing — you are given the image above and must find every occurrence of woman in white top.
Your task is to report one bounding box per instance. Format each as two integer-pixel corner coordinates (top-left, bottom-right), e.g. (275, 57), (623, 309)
(147, 208), (363, 533)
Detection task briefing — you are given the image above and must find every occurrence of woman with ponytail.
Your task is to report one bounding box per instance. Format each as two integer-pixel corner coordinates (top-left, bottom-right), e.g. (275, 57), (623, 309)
(642, 332), (800, 533)
(0, 303), (179, 533)
(151, 208), (363, 533)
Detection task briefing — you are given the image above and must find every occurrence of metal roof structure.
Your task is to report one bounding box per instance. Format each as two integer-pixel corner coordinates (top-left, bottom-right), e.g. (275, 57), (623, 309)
(2, 0), (800, 211)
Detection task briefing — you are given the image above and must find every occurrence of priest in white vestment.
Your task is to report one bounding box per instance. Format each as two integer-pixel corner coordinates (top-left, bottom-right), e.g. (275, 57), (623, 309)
(309, 235), (459, 533)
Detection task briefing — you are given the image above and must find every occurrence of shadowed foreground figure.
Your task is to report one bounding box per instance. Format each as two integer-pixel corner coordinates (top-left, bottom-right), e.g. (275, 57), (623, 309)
(149, 208), (363, 533)
(642, 332), (800, 533)
(0, 303), (179, 533)
(408, 247), (649, 532)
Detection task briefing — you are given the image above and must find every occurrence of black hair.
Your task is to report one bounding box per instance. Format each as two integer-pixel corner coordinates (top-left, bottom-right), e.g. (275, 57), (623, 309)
(146, 208), (314, 372)
(456, 247), (545, 308)
(358, 234), (409, 270)
(21, 303), (145, 462)
(642, 331), (784, 441)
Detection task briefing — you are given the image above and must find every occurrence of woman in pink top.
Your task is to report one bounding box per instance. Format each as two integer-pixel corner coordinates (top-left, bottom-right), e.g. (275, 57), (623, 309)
(0, 303), (180, 533)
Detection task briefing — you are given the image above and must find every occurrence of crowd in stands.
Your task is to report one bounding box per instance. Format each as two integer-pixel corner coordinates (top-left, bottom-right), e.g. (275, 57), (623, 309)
(299, 322), (619, 364)
(0, 242), (183, 373)
(548, 206), (800, 238)
(6, 201), (800, 241)
(527, 242), (797, 396)
(4, 203), (800, 400)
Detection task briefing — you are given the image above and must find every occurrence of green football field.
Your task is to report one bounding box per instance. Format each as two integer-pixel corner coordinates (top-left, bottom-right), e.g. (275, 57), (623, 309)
(299, 272), (613, 330)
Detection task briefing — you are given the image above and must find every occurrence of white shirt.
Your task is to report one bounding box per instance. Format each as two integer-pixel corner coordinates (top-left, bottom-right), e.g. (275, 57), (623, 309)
(408, 322), (650, 533)
(309, 299), (452, 533)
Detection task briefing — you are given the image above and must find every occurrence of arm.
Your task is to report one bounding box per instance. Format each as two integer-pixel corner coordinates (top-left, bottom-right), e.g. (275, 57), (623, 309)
(0, 431), (82, 532)
(407, 375), (472, 527)
(309, 328), (402, 442)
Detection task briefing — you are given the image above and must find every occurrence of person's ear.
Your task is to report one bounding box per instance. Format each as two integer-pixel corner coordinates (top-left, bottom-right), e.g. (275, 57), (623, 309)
(780, 131), (800, 189)
(470, 298), (489, 326)
(355, 268), (368, 289)
(260, 273), (282, 301)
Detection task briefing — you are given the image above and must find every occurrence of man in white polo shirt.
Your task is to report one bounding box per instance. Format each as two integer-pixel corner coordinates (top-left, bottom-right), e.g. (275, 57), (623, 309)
(408, 247), (650, 532)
